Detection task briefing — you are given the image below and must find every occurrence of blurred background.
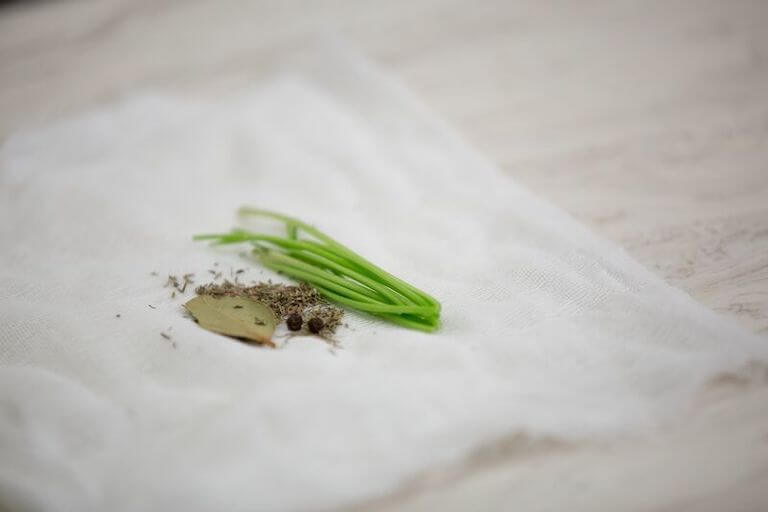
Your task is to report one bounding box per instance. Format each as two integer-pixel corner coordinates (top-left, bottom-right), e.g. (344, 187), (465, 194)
(1, 0), (767, 337)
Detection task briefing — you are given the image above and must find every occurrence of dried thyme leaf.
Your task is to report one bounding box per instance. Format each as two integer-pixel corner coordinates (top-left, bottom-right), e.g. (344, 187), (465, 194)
(184, 295), (277, 347)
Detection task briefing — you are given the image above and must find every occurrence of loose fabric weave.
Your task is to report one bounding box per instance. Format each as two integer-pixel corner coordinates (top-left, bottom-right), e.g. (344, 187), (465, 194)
(0, 46), (765, 512)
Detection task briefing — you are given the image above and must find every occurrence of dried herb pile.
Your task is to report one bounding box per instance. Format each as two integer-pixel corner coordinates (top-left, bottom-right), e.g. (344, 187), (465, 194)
(195, 280), (343, 336)
(194, 208), (441, 332)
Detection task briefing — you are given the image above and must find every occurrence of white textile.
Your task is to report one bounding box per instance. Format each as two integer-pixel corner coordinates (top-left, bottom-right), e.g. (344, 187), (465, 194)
(0, 46), (766, 512)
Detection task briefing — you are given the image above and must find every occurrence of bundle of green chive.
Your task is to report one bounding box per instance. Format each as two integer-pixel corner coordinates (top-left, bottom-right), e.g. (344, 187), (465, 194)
(194, 208), (441, 332)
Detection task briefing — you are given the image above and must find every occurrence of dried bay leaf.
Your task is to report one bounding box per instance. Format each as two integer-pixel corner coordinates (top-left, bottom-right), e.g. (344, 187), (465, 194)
(184, 295), (277, 347)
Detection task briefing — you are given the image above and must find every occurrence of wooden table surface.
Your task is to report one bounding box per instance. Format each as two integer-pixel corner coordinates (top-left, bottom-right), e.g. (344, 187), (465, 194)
(2, 1), (768, 509)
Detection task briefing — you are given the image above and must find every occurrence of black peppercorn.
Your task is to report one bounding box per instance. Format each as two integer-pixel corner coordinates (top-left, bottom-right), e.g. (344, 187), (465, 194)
(286, 313), (303, 331)
(307, 317), (324, 334)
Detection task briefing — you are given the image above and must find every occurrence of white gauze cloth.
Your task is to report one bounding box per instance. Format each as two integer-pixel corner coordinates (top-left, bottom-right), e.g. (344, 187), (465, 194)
(0, 46), (766, 512)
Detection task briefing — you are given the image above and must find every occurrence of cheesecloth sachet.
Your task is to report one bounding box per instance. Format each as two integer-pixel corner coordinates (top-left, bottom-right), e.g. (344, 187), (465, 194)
(1, 44), (766, 512)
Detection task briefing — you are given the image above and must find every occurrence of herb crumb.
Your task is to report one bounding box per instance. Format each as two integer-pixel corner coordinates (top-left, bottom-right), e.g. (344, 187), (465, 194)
(180, 273), (195, 293)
